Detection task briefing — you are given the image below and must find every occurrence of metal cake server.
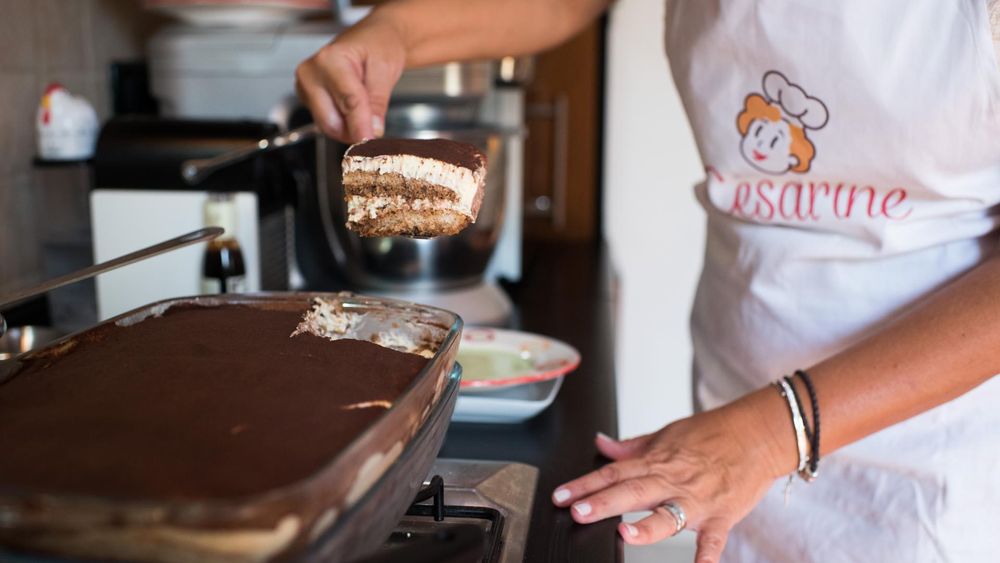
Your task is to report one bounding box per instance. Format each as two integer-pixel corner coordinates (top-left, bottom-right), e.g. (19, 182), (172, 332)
(0, 227), (224, 339)
(181, 124), (320, 185)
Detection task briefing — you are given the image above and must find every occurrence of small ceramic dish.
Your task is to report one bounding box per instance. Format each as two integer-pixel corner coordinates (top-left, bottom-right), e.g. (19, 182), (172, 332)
(452, 376), (564, 424)
(457, 327), (580, 391)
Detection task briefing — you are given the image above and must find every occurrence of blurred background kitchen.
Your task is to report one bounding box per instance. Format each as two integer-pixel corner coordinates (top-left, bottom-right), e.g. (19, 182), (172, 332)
(0, 1), (702, 559)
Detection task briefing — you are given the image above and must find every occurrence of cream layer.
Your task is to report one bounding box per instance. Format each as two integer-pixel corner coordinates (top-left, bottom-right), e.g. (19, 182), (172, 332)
(347, 195), (461, 223)
(342, 154), (484, 216)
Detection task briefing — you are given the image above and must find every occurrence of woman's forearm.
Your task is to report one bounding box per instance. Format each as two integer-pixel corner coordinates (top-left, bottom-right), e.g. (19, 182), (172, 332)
(371, 0), (611, 67)
(299, 0), (609, 141)
(550, 249), (1000, 558)
(736, 251), (1000, 477)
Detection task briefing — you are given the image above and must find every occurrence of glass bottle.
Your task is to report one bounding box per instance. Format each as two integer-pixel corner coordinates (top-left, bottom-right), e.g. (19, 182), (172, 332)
(201, 193), (246, 294)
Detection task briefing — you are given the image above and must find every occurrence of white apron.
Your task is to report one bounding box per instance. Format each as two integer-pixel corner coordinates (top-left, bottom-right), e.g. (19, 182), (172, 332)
(664, 1), (1000, 561)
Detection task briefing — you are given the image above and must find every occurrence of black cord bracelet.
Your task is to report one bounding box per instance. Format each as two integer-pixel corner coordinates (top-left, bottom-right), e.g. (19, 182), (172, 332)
(794, 369), (821, 476)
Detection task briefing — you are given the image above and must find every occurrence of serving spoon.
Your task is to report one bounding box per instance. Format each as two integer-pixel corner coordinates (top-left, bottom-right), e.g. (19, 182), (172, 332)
(0, 227), (223, 339)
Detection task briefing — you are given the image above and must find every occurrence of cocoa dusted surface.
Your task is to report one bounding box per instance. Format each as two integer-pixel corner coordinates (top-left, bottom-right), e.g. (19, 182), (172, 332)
(346, 138), (486, 171)
(0, 305), (427, 501)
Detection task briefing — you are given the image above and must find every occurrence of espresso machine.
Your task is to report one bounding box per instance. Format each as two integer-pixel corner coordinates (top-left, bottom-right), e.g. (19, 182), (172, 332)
(91, 17), (526, 325)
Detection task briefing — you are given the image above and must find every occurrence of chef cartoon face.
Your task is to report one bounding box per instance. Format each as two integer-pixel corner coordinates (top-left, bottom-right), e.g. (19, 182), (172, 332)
(736, 71), (828, 175)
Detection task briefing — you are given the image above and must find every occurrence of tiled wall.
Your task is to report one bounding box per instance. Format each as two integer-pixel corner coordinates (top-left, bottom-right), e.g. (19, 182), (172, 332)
(0, 0), (164, 290)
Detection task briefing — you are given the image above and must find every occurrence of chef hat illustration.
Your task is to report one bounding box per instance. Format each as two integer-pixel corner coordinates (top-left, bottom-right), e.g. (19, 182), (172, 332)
(762, 71), (829, 131)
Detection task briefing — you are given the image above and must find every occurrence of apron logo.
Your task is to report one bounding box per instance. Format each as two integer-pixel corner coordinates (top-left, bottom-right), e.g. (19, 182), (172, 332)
(737, 71), (829, 175)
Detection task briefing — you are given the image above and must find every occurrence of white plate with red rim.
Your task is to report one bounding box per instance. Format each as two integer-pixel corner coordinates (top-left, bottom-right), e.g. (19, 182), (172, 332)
(456, 327), (580, 391)
(453, 377), (564, 424)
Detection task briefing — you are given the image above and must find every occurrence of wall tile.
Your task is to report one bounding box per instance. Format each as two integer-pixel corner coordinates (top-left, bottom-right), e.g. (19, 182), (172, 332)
(31, 164), (93, 243)
(92, 0), (167, 63)
(0, 72), (41, 177)
(0, 0), (38, 71)
(0, 172), (43, 286)
(1, 0), (165, 287)
(0, 176), (15, 284)
(35, 0), (95, 72)
(91, 69), (112, 121)
(14, 172), (42, 278)
(90, 1), (171, 119)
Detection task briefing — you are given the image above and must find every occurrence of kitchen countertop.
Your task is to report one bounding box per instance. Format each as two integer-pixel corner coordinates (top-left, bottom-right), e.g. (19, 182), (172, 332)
(0, 240), (621, 563)
(440, 240), (623, 563)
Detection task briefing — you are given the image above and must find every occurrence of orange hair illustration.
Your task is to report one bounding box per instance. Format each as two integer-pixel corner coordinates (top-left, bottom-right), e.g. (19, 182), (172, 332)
(737, 94), (815, 173)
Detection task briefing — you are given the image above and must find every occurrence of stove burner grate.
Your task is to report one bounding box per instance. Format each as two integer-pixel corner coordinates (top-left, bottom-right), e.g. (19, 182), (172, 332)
(410, 474), (447, 521)
(364, 475), (506, 563)
(355, 460), (537, 563)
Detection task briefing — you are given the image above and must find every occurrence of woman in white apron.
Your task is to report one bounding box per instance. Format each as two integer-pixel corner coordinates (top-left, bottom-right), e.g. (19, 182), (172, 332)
(296, 1), (1000, 561)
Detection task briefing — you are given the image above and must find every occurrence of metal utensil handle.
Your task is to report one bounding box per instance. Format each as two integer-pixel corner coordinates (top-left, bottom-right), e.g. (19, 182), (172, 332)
(0, 227), (224, 313)
(181, 123), (320, 185)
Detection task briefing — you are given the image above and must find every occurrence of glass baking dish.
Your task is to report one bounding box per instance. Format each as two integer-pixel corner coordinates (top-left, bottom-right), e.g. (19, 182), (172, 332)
(0, 292), (462, 563)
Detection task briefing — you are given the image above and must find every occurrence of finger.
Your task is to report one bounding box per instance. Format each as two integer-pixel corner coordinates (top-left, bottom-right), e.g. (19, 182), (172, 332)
(317, 52), (375, 142)
(569, 475), (674, 524)
(295, 61), (347, 140)
(595, 431), (654, 461)
(551, 458), (650, 507)
(618, 499), (696, 545)
(694, 517), (730, 563)
(362, 58), (400, 138)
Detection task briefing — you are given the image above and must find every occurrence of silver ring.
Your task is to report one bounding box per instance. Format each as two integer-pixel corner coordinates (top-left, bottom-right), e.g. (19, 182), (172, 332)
(659, 501), (687, 535)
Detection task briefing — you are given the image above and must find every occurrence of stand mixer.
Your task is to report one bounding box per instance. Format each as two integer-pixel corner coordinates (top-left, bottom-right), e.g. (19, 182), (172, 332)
(180, 109), (518, 325)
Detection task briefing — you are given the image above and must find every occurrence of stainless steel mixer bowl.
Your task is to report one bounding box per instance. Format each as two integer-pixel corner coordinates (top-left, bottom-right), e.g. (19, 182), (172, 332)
(319, 126), (508, 292)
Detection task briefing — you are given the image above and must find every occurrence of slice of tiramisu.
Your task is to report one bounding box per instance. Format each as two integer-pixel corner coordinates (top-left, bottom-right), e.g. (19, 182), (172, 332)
(342, 138), (487, 237)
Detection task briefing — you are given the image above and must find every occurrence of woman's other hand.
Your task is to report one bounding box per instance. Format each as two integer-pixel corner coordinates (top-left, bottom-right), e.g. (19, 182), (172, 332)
(296, 12), (406, 143)
(552, 402), (792, 563)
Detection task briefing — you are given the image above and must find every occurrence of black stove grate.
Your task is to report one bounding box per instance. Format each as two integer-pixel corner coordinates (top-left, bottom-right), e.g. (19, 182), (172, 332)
(362, 475), (506, 563)
(410, 475), (447, 521)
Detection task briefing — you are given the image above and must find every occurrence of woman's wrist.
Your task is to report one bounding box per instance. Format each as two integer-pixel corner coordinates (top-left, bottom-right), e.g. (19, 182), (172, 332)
(721, 386), (804, 481)
(362, 4), (415, 61)
(363, 0), (468, 69)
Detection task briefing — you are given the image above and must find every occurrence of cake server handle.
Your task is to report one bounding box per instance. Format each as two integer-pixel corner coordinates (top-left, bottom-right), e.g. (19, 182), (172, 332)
(181, 123), (321, 185)
(0, 227), (224, 338)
